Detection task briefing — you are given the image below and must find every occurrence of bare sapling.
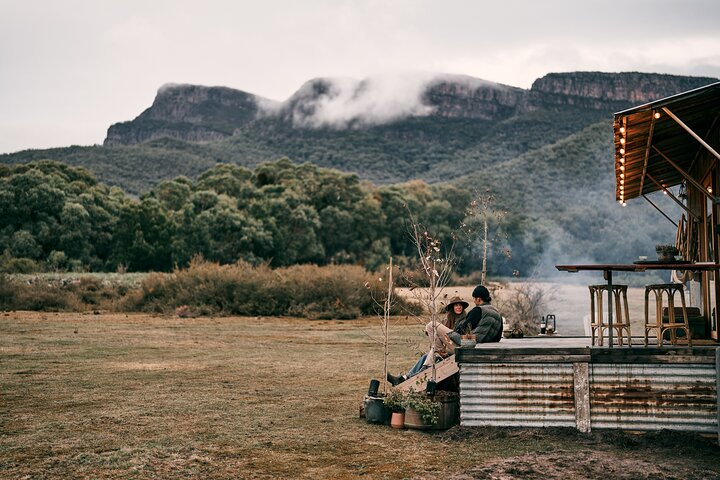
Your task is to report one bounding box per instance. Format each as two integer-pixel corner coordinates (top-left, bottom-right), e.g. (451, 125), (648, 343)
(363, 257), (399, 395)
(404, 210), (456, 383)
(464, 190), (510, 284)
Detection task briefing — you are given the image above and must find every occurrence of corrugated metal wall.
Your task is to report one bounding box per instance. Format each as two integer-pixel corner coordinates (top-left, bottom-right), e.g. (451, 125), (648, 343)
(590, 363), (717, 432)
(459, 360), (718, 433)
(460, 363), (577, 428)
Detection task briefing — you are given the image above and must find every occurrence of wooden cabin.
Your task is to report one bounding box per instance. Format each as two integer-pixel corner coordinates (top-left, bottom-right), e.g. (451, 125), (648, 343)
(456, 82), (720, 437)
(614, 81), (720, 340)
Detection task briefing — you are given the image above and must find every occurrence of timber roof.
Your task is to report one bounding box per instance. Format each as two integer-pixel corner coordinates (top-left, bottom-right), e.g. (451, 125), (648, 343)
(613, 81), (720, 202)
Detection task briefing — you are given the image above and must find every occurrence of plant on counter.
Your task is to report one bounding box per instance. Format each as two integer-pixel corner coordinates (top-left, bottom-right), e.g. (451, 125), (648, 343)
(656, 244), (679, 261)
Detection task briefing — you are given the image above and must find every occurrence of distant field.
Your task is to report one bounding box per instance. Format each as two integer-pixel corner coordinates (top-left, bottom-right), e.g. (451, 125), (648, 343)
(1, 312), (717, 479)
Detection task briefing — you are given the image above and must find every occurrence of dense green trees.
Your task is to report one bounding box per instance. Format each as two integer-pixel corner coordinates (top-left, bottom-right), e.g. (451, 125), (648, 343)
(0, 160), (487, 274)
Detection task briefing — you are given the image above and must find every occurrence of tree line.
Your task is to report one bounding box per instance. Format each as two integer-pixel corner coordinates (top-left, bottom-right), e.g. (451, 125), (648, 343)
(0, 159), (537, 276)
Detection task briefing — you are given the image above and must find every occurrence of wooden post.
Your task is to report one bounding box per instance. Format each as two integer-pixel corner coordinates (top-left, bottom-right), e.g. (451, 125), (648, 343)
(573, 362), (591, 433)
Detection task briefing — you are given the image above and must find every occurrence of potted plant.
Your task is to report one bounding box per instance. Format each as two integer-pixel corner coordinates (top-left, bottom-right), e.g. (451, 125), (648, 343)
(656, 244), (679, 262)
(383, 389), (406, 429)
(403, 390), (440, 430)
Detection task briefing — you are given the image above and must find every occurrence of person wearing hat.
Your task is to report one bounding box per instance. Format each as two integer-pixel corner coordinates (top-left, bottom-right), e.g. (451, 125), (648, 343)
(387, 286), (502, 386)
(443, 296), (469, 330)
(424, 295), (469, 358)
(387, 295), (469, 386)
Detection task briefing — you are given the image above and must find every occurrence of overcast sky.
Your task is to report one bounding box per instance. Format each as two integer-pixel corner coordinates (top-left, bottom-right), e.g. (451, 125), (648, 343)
(1, 0), (719, 154)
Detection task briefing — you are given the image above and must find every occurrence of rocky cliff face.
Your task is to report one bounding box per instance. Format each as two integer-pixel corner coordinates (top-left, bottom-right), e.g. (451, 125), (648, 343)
(104, 72), (718, 146)
(422, 77), (526, 120)
(104, 84), (277, 146)
(530, 71), (718, 106)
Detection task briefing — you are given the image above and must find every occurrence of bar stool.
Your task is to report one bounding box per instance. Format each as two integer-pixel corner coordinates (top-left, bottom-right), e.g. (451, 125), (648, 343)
(589, 284), (632, 346)
(644, 283), (692, 347)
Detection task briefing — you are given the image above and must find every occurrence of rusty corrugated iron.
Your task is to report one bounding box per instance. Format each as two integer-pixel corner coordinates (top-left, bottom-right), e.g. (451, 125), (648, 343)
(460, 363), (577, 428)
(590, 363), (717, 432)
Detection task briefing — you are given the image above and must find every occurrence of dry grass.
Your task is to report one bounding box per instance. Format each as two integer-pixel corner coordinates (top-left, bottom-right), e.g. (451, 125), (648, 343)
(1, 311), (717, 479)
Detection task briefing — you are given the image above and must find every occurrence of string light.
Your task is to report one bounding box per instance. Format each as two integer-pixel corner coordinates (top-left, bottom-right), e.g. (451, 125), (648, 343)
(619, 126), (625, 134)
(620, 157), (625, 164)
(620, 137), (625, 145)
(620, 148), (625, 155)
(654, 112), (661, 119)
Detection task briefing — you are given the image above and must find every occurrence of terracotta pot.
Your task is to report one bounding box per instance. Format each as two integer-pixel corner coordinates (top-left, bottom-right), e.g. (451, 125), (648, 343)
(390, 412), (405, 429)
(403, 407), (433, 430)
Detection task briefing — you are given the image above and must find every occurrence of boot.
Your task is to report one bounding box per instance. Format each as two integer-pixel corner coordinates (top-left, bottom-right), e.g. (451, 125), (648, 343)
(387, 373), (407, 386)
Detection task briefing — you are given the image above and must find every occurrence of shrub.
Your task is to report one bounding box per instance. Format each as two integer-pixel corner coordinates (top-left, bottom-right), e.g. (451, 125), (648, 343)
(494, 282), (557, 335)
(123, 258), (418, 319)
(0, 255), (40, 274)
(0, 275), (82, 311)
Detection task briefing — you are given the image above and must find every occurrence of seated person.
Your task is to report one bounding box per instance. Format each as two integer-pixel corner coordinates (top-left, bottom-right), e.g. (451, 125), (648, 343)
(387, 285), (502, 386)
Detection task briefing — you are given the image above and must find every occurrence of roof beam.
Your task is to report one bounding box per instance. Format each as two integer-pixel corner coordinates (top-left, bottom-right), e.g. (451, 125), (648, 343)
(642, 194), (678, 227)
(662, 106), (720, 163)
(638, 113), (656, 196)
(646, 172), (699, 220)
(652, 145), (715, 202)
(688, 109), (720, 176)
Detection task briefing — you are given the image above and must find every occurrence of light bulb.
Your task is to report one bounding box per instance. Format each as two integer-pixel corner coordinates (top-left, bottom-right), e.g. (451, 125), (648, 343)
(654, 112), (661, 119)
(620, 157), (625, 164)
(620, 137), (625, 145)
(620, 173), (625, 179)
(620, 148), (625, 155)
(619, 127), (625, 134)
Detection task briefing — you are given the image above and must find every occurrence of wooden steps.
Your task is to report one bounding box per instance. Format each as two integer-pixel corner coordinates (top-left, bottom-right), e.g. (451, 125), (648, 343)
(396, 354), (459, 392)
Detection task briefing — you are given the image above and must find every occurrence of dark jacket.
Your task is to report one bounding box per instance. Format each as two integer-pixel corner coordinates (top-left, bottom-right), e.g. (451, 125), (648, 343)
(448, 304), (503, 344)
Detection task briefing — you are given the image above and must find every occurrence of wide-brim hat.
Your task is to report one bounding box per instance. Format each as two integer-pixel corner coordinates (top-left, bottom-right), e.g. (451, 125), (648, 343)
(445, 296), (469, 312)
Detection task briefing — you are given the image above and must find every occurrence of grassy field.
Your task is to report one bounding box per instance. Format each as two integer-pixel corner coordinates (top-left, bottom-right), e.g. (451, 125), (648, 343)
(1, 311), (718, 479)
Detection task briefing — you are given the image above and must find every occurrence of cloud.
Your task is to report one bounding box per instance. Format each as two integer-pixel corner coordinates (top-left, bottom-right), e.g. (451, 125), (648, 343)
(283, 74), (435, 128)
(268, 72), (510, 129)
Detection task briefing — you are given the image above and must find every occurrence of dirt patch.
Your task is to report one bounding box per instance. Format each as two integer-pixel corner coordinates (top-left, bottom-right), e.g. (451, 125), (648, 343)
(433, 427), (720, 480)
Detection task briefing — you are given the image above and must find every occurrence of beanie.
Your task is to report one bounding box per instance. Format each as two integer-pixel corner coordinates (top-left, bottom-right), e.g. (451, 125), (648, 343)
(471, 285), (491, 302)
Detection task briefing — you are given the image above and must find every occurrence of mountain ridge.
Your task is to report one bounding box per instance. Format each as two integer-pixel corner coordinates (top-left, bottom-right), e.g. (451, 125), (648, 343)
(103, 71), (718, 146)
